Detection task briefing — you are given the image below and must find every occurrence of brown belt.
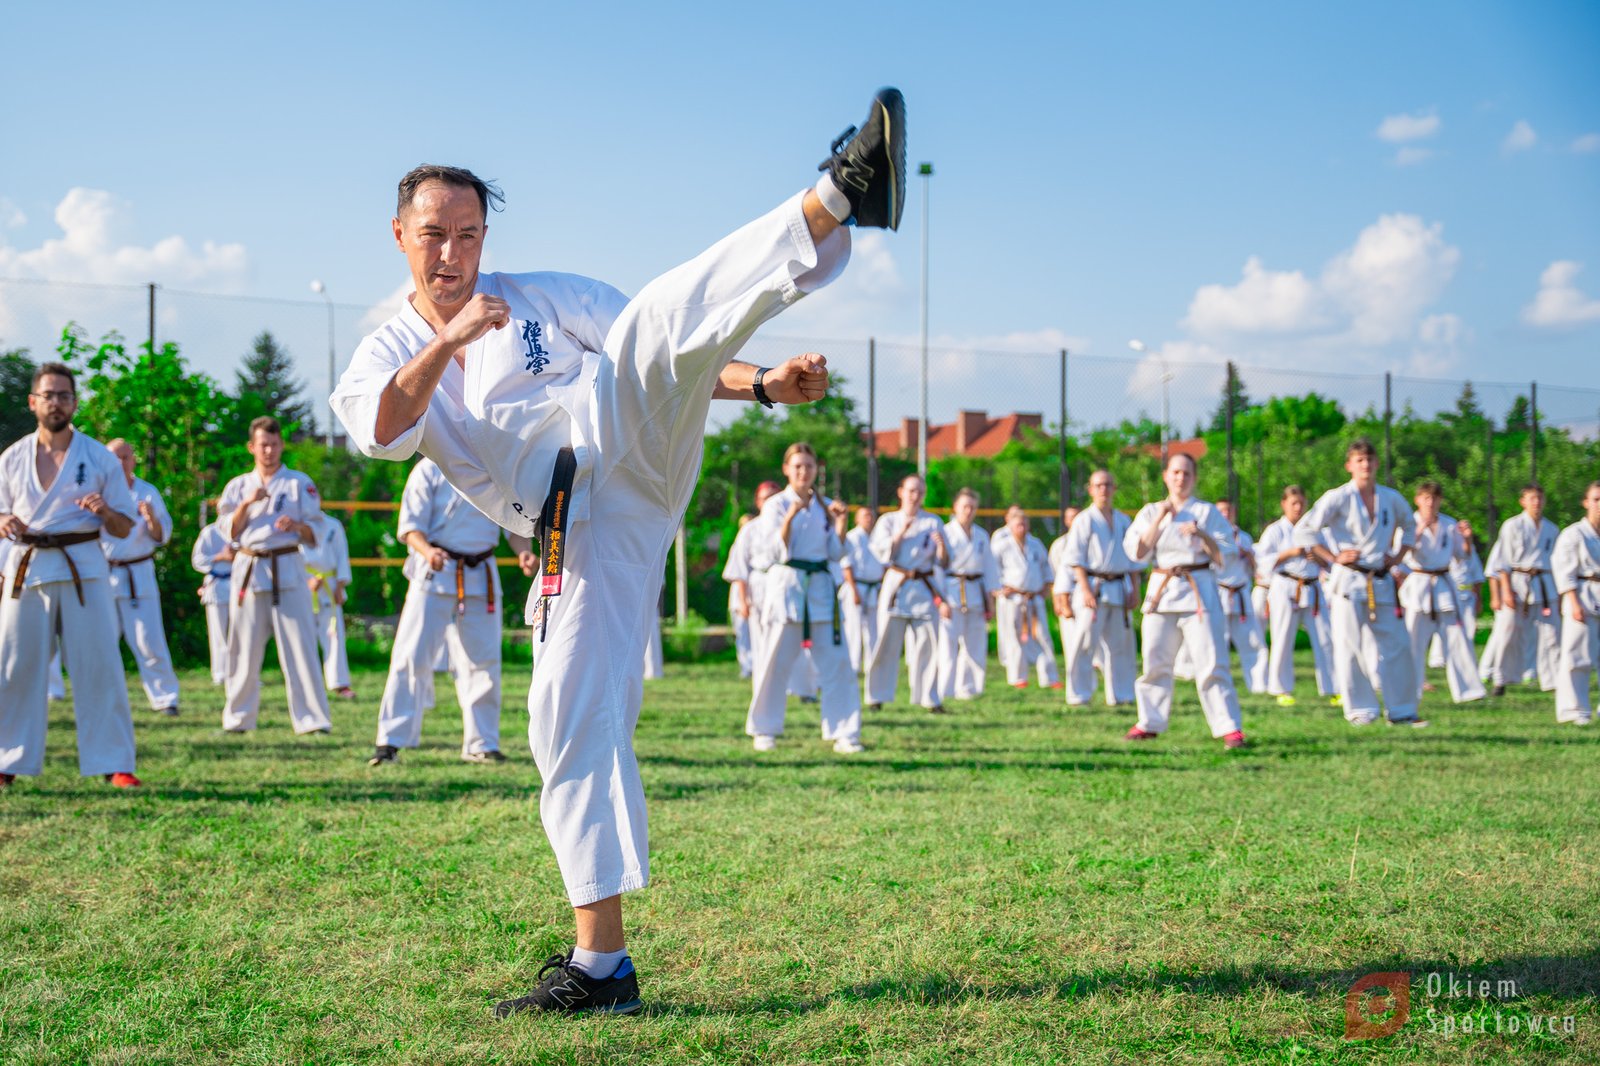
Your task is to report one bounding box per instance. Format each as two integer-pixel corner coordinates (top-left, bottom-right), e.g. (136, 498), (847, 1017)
(1411, 566), (1454, 624)
(1345, 562), (1400, 623)
(950, 571), (985, 611)
(1149, 563), (1209, 615)
(236, 545), (302, 607)
(439, 545), (496, 616)
(10, 530), (101, 606)
(1083, 570), (1134, 629)
(1511, 567), (1552, 618)
(1001, 586), (1047, 643)
(1283, 573), (1323, 617)
(886, 565), (942, 613)
(1218, 579), (1252, 622)
(111, 552), (158, 605)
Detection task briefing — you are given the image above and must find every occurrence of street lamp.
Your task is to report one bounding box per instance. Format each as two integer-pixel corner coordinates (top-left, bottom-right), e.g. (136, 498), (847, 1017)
(1129, 339), (1172, 464)
(311, 280), (335, 448)
(918, 162), (933, 479)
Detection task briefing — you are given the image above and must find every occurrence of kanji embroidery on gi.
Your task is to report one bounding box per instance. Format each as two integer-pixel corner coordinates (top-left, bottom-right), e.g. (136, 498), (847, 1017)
(522, 321), (550, 376)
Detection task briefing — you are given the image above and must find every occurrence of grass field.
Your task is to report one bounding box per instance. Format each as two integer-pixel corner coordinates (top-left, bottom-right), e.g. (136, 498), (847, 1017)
(3, 654), (1598, 1064)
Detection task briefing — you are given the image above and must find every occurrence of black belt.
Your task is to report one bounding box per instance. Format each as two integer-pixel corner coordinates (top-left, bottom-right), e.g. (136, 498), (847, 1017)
(11, 530), (101, 606)
(237, 545), (301, 607)
(1082, 569), (1134, 628)
(439, 544), (497, 616)
(1412, 566), (1454, 624)
(112, 551), (158, 606)
(1345, 562), (1400, 623)
(533, 447), (577, 643)
(1511, 567), (1552, 618)
(781, 558), (840, 647)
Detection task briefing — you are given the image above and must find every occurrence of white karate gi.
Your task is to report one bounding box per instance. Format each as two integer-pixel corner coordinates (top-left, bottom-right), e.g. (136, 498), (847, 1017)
(1431, 546), (1484, 668)
(1125, 499), (1244, 737)
(1400, 515), (1486, 704)
(643, 615), (664, 680)
(302, 513), (353, 692)
(218, 466), (334, 734)
(191, 521), (233, 685)
(1215, 525), (1269, 694)
(0, 430), (139, 777)
(98, 476), (181, 711)
(1552, 519), (1600, 723)
(375, 458), (506, 756)
(1484, 513), (1560, 690)
(866, 510), (947, 709)
(938, 520), (999, 700)
(1256, 516), (1334, 697)
(1295, 483), (1418, 724)
(1060, 507), (1143, 706)
(746, 489), (860, 743)
(993, 529), (1060, 687)
(333, 190), (851, 907)
(1478, 540), (1512, 683)
(839, 525), (884, 675)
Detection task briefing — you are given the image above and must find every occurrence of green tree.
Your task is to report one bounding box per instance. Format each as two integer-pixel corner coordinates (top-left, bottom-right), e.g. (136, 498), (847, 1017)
(237, 330), (315, 438)
(1208, 364), (1251, 433)
(0, 347), (36, 446)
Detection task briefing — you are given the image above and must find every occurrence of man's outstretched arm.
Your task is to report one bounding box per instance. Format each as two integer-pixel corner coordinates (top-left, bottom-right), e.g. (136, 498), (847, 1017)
(713, 354), (829, 405)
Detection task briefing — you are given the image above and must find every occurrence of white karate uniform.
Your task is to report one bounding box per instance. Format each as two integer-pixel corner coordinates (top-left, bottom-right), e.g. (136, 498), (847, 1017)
(1400, 515), (1486, 704)
(375, 458), (505, 756)
(839, 525), (884, 675)
(191, 521), (233, 685)
(728, 581), (752, 679)
(1295, 483), (1418, 724)
(301, 513), (353, 692)
(746, 489), (860, 743)
(0, 430), (139, 777)
(938, 520), (999, 700)
(1125, 499), (1244, 737)
(1060, 508), (1143, 706)
(98, 476), (181, 711)
(724, 519), (775, 685)
(333, 190), (850, 907)
(1432, 546), (1485, 668)
(866, 510), (947, 709)
(218, 466), (334, 734)
(993, 529), (1060, 687)
(1552, 519), (1600, 723)
(1216, 526), (1269, 694)
(1478, 540), (1512, 683)
(1256, 516), (1335, 697)
(1484, 513), (1560, 690)
(643, 614), (664, 680)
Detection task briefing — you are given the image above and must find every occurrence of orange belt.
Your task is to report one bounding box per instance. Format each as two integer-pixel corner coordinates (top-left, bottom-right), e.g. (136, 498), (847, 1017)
(236, 545), (301, 607)
(1149, 563), (1209, 615)
(886, 566), (942, 613)
(11, 530), (101, 606)
(1001, 586), (1046, 643)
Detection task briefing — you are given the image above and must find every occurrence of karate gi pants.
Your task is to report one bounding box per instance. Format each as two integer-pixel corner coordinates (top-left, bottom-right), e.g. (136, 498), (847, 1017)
(1406, 609), (1486, 703)
(939, 604), (989, 700)
(1220, 593), (1269, 694)
(205, 597), (230, 685)
(48, 649), (66, 700)
(997, 595), (1058, 687)
(376, 583), (501, 754)
(515, 191), (848, 906)
(1329, 597), (1417, 722)
(1135, 610), (1243, 738)
(840, 586), (879, 675)
(1486, 607), (1557, 689)
(1556, 612), (1599, 723)
(732, 610), (752, 679)
(867, 615), (941, 708)
(1063, 602), (1136, 706)
(788, 647), (818, 698)
(643, 618), (664, 681)
(746, 620), (861, 741)
(113, 593), (181, 711)
(1265, 588), (1334, 697)
(313, 593), (351, 691)
(222, 583), (334, 733)
(0, 578), (136, 777)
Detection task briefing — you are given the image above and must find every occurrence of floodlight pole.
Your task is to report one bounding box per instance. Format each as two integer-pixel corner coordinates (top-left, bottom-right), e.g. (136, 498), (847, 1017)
(918, 162), (933, 479)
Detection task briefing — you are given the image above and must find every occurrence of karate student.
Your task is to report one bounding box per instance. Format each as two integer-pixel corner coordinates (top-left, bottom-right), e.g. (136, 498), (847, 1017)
(1215, 500), (1269, 695)
(1484, 484), (1560, 696)
(745, 443), (862, 753)
(1552, 480), (1600, 725)
(839, 505), (884, 674)
(303, 511), (355, 700)
(1295, 438), (1425, 728)
(1257, 485), (1334, 705)
(723, 481), (780, 683)
(98, 438), (182, 715)
(218, 416), (333, 735)
(0, 363), (142, 788)
(938, 487), (999, 701)
(1430, 541), (1485, 670)
(993, 505), (1060, 689)
(1399, 481), (1486, 705)
(191, 518), (234, 685)
(1060, 471), (1143, 707)
(371, 457), (535, 766)
(866, 474), (951, 713)
(1123, 453), (1246, 748)
(1049, 505), (1081, 683)
(330, 87), (905, 1016)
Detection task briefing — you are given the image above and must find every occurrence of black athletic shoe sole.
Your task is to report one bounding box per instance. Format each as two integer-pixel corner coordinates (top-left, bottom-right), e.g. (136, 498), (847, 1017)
(820, 87), (906, 231)
(494, 953), (643, 1018)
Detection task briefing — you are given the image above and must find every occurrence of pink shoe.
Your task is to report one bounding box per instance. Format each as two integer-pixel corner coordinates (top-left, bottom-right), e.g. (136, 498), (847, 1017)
(1125, 726), (1159, 741)
(1222, 731), (1247, 750)
(105, 772), (143, 788)
(1011, 681), (1028, 690)
(1049, 681), (1065, 690)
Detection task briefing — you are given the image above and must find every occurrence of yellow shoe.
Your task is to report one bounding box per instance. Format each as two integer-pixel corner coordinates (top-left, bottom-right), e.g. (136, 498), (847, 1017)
(1275, 694), (1297, 707)
(1329, 694), (1343, 707)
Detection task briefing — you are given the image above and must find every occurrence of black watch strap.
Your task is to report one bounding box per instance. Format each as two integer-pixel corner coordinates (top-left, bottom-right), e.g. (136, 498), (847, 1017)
(752, 367), (775, 409)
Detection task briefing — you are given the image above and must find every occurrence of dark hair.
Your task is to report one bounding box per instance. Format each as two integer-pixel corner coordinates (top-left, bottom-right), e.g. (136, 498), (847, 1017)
(1281, 484), (1305, 501)
(31, 362), (75, 393)
(249, 415), (282, 440)
(1346, 437), (1377, 460)
(1416, 480), (1442, 499)
(955, 487), (980, 506)
(397, 165), (505, 220)
(1520, 482), (1545, 497)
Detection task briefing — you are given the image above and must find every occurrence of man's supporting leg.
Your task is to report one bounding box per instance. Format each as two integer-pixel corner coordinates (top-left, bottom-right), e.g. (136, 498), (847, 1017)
(1134, 613), (1182, 735)
(117, 595), (180, 711)
(222, 593), (274, 731)
(269, 585), (333, 733)
(0, 585), (56, 777)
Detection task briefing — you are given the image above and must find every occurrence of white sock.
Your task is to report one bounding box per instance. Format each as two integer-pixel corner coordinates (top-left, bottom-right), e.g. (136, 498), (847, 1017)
(571, 945), (628, 979)
(814, 173), (852, 224)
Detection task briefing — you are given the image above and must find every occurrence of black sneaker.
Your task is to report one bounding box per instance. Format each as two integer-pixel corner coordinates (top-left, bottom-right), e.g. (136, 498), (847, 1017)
(818, 87), (907, 230)
(1490, 683), (1507, 697)
(160, 705), (180, 718)
(368, 745), (399, 766)
(494, 951), (642, 1018)
(462, 749), (507, 764)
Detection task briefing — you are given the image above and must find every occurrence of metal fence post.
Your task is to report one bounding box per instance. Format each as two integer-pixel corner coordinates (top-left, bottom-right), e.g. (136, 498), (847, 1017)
(1225, 361), (1237, 509)
(1058, 348), (1068, 515)
(147, 282), (156, 353)
(867, 338), (878, 512)
(1255, 437), (1265, 531)
(1486, 416), (1496, 534)
(1383, 372), (1393, 484)
(1531, 380), (1539, 483)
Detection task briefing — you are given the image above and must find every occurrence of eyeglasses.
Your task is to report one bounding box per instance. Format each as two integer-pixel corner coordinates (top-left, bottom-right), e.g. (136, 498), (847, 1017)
(32, 391), (75, 403)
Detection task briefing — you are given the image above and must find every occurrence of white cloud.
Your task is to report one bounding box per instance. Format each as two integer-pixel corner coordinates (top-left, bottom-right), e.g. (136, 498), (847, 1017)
(774, 229), (909, 341)
(1572, 133), (1600, 154)
(1522, 260), (1600, 328)
(1502, 120), (1537, 154)
(360, 279), (413, 333)
(1183, 256), (1323, 335)
(0, 198), (24, 229)
(1394, 146), (1434, 167)
(1409, 312), (1470, 376)
(1376, 110), (1440, 143)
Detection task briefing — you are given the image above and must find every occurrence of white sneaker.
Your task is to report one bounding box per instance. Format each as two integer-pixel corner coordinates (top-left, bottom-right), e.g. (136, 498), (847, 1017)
(752, 734), (777, 752)
(833, 737), (865, 754)
(1348, 714), (1379, 727)
(1386, 717), (1430, 728)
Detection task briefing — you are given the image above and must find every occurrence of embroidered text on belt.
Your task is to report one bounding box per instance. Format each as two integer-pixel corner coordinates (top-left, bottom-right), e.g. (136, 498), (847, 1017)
(10, 530), (101, 606)
(1511, 567), (1552, 618)
(950, 571), (985, 611)
(111, 551), (158, 606)
(885, 566), (942, 613)
(1218, 579), (1251, 622)
(1344, 562), (1400, 623)
(236, 545), (302, 607)
(781, 558), (840, 648)
(533, 447), (577, 643)
(1411, 566), (1455, 624)
(1084, 569), (1135, 629)
(438, 545), (497, 616)
(1148, 563), (1209, 616)
(1001, 586), (1047, 643)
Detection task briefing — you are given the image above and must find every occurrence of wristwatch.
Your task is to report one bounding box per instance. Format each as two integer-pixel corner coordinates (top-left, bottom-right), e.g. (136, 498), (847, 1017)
(752, 367), (775, 409)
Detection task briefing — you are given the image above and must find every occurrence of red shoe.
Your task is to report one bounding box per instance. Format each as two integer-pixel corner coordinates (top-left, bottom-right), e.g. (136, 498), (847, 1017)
(1011, 681), (1028, 690)
(0, 773), (14, 788)
(1222, 731), (1247, 750)
(334, 686), (356, 700)
(105, 772), (143, 788)
(1049, 681), (1065, 690)
(1124, 726), (1159, 741)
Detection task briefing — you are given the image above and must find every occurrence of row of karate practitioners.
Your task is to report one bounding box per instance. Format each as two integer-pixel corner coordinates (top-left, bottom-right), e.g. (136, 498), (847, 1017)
(718, 437), (1600, 756)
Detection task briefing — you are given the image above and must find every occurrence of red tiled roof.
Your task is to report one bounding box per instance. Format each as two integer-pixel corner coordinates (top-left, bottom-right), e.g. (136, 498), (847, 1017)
(869, 410), (1045, 461)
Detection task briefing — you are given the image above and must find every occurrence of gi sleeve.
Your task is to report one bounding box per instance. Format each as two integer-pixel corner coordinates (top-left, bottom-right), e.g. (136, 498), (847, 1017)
(1293, 492), (1334, 549)
(217, 476), (245, 517)
(1204, 506), (1238, 563)
(722, 524), (752, 583)
(0, 450), (14, 517)
(1552, 529), (1580, 597)
(397, 463), (435, 543)
(334, 520), (353, 585)
(191, 528), (214, 574)
(299, 476), (326, 546)
(1124, 505), (1152, 559)
(99, 457), (137, 531)
(332, 335), (426, 460)
(1038, 540), (1055, 586)
(149, 488), (173, 546)
(1390, 494), (1416, 553)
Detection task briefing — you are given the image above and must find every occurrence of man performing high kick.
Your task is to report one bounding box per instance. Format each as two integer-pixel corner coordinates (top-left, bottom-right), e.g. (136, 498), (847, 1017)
(332, 88), (907, 1016)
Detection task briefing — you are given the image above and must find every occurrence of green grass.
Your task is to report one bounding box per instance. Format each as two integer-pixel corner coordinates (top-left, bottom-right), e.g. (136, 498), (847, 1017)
(3, 655), (1598, 1064)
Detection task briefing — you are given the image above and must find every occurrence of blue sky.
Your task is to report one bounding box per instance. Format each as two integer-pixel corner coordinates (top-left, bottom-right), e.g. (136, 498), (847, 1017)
(2, 1), (1596, 433)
